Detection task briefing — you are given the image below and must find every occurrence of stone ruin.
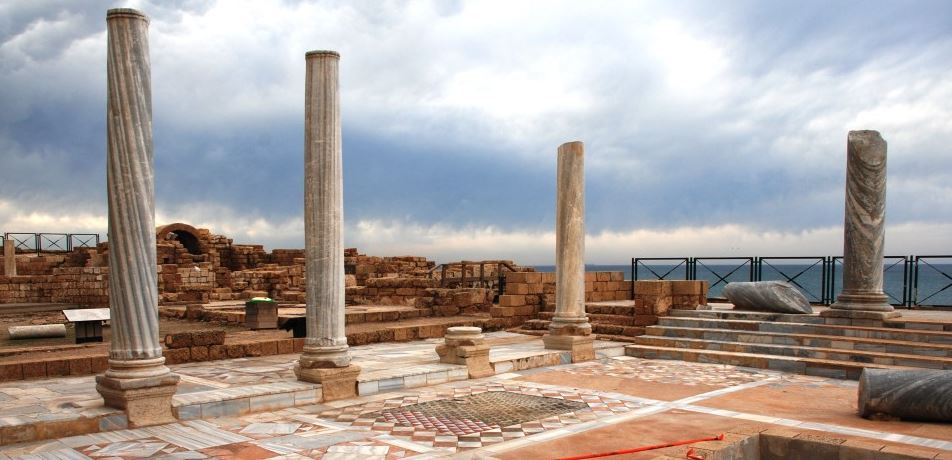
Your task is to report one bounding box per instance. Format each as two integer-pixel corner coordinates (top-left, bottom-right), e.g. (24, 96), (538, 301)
(0, 223), (530, 316)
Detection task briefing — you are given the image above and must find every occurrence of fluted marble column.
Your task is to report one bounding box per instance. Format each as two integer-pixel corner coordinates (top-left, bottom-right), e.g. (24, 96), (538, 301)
(859, 369), (952, 422)
(828, 130), (896, 318)
(95, 8), (179, 427)
(294, 50), (360, 399)
(543, 141), (594, 362)
(3, 239), (15, 276)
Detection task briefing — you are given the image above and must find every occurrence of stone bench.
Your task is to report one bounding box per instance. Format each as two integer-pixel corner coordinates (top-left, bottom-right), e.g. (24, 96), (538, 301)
(435, 326), (493, 378)
(63, 308), (110, 344)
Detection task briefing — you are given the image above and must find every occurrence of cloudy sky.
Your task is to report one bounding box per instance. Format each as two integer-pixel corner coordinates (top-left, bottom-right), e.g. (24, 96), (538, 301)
(1, 0), (951, 264)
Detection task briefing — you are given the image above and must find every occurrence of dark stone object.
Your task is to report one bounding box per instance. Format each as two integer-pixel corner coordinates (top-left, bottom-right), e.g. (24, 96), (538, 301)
(723, 281), (813, 314)
(859, 369), (952, 422)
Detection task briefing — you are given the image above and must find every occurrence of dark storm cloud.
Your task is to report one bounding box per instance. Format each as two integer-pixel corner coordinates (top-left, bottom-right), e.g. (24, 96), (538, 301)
(1, 0), (950, 260)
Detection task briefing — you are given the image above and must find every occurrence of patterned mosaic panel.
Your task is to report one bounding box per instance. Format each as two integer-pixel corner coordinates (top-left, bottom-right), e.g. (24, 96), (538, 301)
(319, 382), (644, 451)
(370, 392), (589, 435)
(562, 357), (773, 387)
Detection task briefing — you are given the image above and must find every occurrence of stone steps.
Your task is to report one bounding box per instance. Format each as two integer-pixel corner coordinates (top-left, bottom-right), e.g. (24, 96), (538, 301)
(644, 325), (952, 357)
(513, 318), (645, 341)
(630, 309), (952, 378)
(536, 311), (651, 327)
(623, 344), (915, 379)
(657, 317), (952, 345)
(634, 335), (952, 369)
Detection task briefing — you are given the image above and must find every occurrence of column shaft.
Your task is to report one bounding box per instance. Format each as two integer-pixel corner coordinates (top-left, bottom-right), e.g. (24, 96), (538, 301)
(544, 142), (593, 360)
(96, 8), (178, 426)
(3, 239), (15, 276)
(832, 130), (893, 313)
(302, 51), (348, 363)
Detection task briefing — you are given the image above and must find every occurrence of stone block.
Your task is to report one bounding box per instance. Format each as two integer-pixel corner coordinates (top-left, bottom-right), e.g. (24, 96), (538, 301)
(191, 330), (225, 346)
(260, 340), (278, 356)
(164, 332), (192, 349)
(506, 272), (529, 283)
(189, 346), (209, 362)
(68, 358), (92, 376)
(208, 345), (226, 361)
(277, 339), (294, 355)
(226, 343), (245, 359)
(21, 361), (47, 379)
(46, 359), (70, 377)
(0, 362), (23, 381)
(243, 342), (263, 357)
(163, 347), (190, 365)
(508, 283), (529, 295)
(294, 364), (360, 401)
(498, 294), (525, 307)
(490, 306), (515, 317)
(635, 280), (671, 295)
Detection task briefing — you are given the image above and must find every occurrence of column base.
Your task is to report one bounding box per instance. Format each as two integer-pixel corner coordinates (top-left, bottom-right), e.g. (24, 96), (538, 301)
(830, 292), (895, 312)
(821, 308), (901, 321)
(294, 364), (361, 400)
(95, 358), (180, 427)
(543, 334), (595, 363)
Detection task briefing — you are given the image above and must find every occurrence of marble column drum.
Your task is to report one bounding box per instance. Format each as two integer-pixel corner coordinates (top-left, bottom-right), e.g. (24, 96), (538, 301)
(3, 239), (15, 276)
(95, 8), (179, 427)
(294, 50), (360, 399)
(828, 130), (897, 318)
(543, 141), (594, 362)
(859, 369), (952, 422)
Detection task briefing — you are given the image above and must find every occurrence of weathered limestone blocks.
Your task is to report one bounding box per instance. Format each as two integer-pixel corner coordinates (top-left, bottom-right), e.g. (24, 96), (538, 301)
(829, 130), (896, 318)
(436, 326), (493, 378)
(723, 281), (813, 314)
(544, 141), (593, 362)
(859, 369), (952, 422)
(95, 8), (179, 427)
(2, 239), (15, 276)
(634, 280), (709, 316)
(8, 324), (67, 339)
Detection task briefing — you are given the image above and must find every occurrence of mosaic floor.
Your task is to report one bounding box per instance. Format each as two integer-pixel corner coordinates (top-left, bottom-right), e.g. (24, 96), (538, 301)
(2, 355), (950, 459)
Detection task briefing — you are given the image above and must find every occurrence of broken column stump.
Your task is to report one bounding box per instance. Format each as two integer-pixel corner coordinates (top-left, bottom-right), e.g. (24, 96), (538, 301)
(436, 326), (494, 378)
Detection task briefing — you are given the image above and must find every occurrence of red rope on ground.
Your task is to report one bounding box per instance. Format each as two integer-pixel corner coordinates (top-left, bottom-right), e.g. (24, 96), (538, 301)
(555, 433), (724, 460)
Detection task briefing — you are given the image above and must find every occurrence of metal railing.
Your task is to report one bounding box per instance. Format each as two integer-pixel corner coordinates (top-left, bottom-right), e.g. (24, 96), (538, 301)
(631, 255), (952, 308)
(2, 232), (100, 254)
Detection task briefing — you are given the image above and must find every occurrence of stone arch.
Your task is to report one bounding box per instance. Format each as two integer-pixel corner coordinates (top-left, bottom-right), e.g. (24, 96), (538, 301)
(155, 223), (205, 255)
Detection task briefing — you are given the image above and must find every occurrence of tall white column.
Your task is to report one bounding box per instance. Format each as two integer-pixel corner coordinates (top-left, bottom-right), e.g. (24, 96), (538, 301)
(95, 8), (179, 427)
(543, 141), (594, 362)
(3, 239), (15, 276)
(827, 130), (898, 320)
(294, 50), (360, 399)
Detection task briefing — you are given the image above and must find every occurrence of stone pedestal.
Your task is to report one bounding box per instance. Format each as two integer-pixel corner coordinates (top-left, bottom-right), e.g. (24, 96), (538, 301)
(827, 130), (896, 319)
(294, 50), (359, 398)
(2, 239), (15, 276)
(436, 326), (493, 378)
(96, 8), (179, 426)
(543, 141), (594, 363)
(296, 365), (361, 401)
(245, 298), (278, 330)
(97, 358), (179, 426)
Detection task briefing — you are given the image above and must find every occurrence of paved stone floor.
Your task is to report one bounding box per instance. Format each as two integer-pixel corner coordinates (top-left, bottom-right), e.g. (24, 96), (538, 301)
(1, 337), (951, 459)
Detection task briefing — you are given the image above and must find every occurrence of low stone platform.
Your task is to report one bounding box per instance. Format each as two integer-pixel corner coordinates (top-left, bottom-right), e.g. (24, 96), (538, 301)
(0, 332), (624, 446)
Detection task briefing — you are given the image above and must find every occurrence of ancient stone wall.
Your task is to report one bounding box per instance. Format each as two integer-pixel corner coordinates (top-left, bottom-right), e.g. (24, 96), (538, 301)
(492, 271), (632, 327)
(345, 248), (434, 284)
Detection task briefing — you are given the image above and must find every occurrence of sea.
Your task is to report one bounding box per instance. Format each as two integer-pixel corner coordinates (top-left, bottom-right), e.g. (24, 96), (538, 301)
(532, 260), (952, 308)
